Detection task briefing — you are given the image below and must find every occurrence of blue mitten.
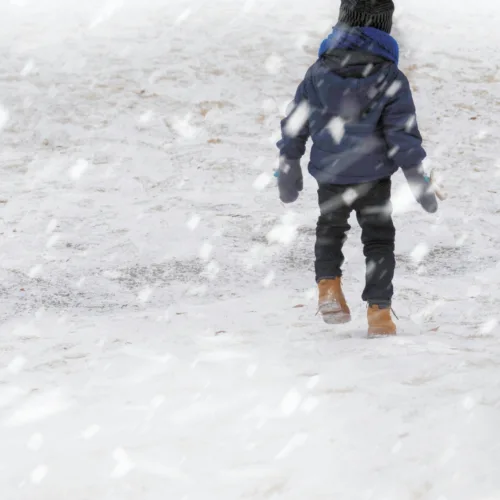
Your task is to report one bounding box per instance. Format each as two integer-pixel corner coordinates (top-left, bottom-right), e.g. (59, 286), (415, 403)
(276, 158), (303, 204)
(403, 166), (438, 213)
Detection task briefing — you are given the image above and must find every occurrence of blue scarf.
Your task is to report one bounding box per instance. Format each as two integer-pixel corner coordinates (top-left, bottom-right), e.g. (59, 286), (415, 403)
(318, 24), (399, 65)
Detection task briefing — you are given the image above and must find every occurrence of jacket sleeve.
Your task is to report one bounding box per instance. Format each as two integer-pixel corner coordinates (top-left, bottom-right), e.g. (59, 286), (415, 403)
(276, 75), (311, 160)
(381, 72), (427, 170)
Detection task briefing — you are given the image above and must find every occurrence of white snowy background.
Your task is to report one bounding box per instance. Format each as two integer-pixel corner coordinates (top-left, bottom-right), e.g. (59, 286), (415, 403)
(1, 0), (500, 498)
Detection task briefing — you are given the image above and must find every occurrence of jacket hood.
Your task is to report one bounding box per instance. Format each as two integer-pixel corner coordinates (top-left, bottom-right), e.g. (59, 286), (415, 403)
(319, 24), (399, 65)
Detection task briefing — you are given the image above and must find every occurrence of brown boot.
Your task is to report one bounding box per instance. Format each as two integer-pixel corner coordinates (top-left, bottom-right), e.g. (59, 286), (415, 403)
(318, 278), (351, 324)
(367, 305), (397, 337)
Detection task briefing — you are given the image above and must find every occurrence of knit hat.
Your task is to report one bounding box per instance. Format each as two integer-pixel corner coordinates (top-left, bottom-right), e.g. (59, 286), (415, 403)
(338, 0), (395, 33)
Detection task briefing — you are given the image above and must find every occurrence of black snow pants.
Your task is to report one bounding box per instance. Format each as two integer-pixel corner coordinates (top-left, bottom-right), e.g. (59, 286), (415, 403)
(315, 178), (396, 307)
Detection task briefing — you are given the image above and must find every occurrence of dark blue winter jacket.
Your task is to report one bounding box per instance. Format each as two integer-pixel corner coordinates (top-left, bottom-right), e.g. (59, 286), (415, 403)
(277, 25), (426, 185)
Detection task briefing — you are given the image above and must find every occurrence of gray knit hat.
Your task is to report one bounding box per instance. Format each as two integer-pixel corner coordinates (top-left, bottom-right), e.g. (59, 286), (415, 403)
(338, 0), (395, 33)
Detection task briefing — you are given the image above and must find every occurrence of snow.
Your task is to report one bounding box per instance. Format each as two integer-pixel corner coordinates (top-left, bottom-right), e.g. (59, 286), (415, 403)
(1, 0), (500, 498)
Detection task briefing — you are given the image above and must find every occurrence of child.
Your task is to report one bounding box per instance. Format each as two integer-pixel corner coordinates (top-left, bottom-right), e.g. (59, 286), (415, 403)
(276, 0), (438, 336)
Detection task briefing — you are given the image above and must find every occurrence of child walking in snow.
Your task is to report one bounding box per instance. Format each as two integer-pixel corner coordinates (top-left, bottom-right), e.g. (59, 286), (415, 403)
(276, 0), (438, 336)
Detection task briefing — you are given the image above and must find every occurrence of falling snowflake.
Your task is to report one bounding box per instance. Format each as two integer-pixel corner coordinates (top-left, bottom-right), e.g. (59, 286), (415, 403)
(275, 433), (308, 460)
(362, 63), (374, 77)
(253, 172), (271, 190)
(7, 356), (26, 374)
(391, 184), (418, 215)
(5, 389), (71, 426)
(264, 54), (283, 75)
(46, 234), (60, 248)
(204, 261), (220, 280)
(187, 214), (201, 231)
(89, 1), (121, 29)
(139, 110), (153, 123)
(69, 159), (89, 180)
(199, 242), (213, 261)
(21, 60), (35, 77)
(391, 440), (402, 454)
(306, 375), (319, 389)
(262, 271), (275, 287)
(284, 101), (310, 138)
(405, 114), (416, 132)
(188, 284), (208, 296)
(172, 114), (197, 139)
(261, 98), (276, 112)
(111, 448), (135, 478)
(28, 265), (43, 278)
(138, 287), (153, 303)
(0, 387), (25, 409)
(327, 116), (345, 145)
(411, 243), (429, 264)
(82, 425), (101, 439)
(266, 213), (298, 246)
(76, 277), (86, 288)
(0, 105), (10, 131)
(46, 219), (58, 234)
(342, 187), (358, 206)
(388, 145), (400, 158)
(174, 8), (192, 25)
(386, 80), (402, 97)
(462, 396), (476, 411)
(281, 388), (302, 416)
(480, 318), (497, 334)
(366, 260), (377, 278)
(31, 465), (48, 484)
(243, 0), (256, 12)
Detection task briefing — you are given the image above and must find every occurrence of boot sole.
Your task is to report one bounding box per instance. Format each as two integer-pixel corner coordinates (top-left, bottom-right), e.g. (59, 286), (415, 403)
(318, 301), (351, 325)
(320, 311), (351, 325)
(368, 328), (397, 337)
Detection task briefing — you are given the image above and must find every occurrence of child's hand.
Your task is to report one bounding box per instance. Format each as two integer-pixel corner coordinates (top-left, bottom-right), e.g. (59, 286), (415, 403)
(276, 158), (303, 204)
(403, 166), (438, 213)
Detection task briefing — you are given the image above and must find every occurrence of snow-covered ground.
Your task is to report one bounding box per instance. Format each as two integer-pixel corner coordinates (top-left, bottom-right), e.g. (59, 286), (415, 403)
(1, 0), (500, 498)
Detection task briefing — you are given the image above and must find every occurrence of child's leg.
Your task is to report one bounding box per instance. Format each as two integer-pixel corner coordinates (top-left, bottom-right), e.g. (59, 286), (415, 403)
(354, 179), (396, 306)
(315, 184), (352, 282)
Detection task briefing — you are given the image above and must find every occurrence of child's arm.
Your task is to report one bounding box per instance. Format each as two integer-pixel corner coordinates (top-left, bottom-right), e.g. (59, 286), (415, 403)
(277, 77), (311, 160)
(381, 72), (426, 169)
(382, 73), (438, 213)
(275, 76), (311, 203)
